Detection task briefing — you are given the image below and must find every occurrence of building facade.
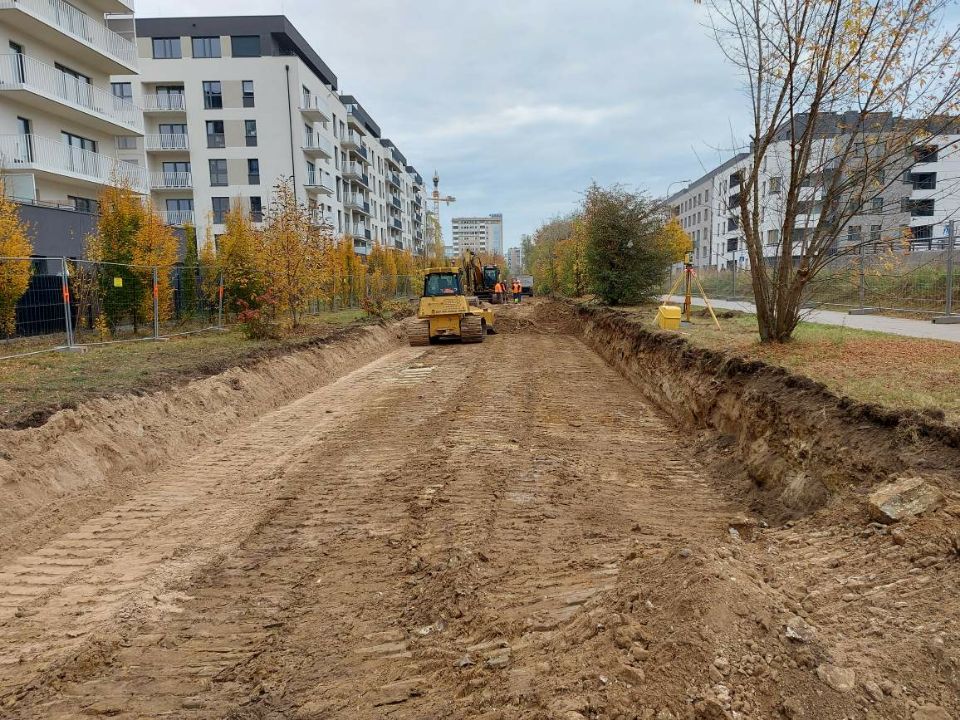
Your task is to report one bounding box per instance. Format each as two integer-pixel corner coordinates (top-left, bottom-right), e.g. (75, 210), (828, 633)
(0, 0), (145, 256)
(451, 213), (503, 256)
(113, 15), (426, 256)
(507, 246), (522, 275)
(671, 114), (960, 270)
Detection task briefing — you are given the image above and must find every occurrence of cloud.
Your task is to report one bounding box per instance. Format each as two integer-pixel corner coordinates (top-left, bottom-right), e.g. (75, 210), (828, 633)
(134, 0), (751, 248)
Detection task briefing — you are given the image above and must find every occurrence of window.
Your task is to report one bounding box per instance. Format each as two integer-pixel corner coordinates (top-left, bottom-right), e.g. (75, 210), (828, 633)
(203, 81), (222, 109)
(62, 131), (96, 153)
(909, 199), (935, 217)
(247, 158), (260, 185)
(870, 225), (881, 243)
(768, 176), (781, 194)
(766, 229), (779, 246)
(242, 80), (255, 108)
(245, 120), (257, 147)
(914, 145), (938, 164)
(192, 36), (221, 58)
(158, 122), (187, 136)
(306, 161), (316, 183)
(846, 225), (862, 245)
(304, 124), (314, 145)
(165, 198), (193, 213)
(912, 172), (937, 190)
(871, 197), (884, 212)
(206, 120), (224, 148)
(56, 62), (90, 89)
(69, 196), (97, 213)
(209, 159), (228, 186)
(9, 42), (24, 83)
(212, 197), (230, 224)
(111, 82), (132, 102)
(302, 85), (311, 108)
(250, 196), (263, 222)
(155, 85), (184, 110)
(116, 136), (137, 149)
(152, 37), (181, 59)
(231, 35), (261, 57)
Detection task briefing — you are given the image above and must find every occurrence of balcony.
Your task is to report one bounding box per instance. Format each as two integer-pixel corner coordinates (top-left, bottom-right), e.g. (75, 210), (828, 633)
(341, 131), (368, 159)
(390, 195), (401, 210)
(145, 134), (189, 152)
(343, 193), (370, 215)
(150, 171), (192, 190)
(345, 105), (364, 129)
(391, 218), (402, 231)
(0, 54), (142, 135)
(302, 133), (333, 159)
(342, 162), (369, 187)
(309, 209), (333, 228)
(0, 134), (148, 193)
(386, 148), (404, 169)
(159, 210), (194, 227)
(348, 223), (371, 241)
(0, 0), (139, 73)
(386, 172), (401, 189)
(300, 94), (331, 123)
(304, 170), (333, 195)
(142, 93), (186, 113)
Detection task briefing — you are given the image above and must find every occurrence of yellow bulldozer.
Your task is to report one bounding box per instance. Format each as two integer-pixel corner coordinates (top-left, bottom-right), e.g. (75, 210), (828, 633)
(408, 265), (496, 346)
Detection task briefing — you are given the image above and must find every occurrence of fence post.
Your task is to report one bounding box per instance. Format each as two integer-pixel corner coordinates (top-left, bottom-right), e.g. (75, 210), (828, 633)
(152, 266), (160, 339)
(60, 257), (75, 349)
(858, 241), (866, 310)
(934, 220), (956, 324)
(217, 272), (224, 328)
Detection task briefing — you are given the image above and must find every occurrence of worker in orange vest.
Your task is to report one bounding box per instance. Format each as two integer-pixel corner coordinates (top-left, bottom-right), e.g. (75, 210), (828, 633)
(493, 280), (504, 304)
(512, 279), (522, 304)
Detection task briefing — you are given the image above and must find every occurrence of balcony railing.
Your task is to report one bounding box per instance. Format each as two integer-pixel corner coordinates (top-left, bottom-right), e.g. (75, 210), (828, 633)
(150, 171), (192, 189)
(0, 133), (148, 193)
(348, 223), (371, 240)
(159, 210), (194, 226)
(344, 193), (370, 214)
(390, 195), (401, 209)
(341, 131), (368, 159)
(299, 94), (331, 122)
(309, 209), (333, 227)
(0, 54), (143, 132)
(0, 0), (139, 71)
(305, 170), (333, 193)
(387, 172), (401, 188)
(302, 133), (333, 158)
(145, 133), (189, 151)
(392, 218), (402, 230)
(142, 93), (185, 112)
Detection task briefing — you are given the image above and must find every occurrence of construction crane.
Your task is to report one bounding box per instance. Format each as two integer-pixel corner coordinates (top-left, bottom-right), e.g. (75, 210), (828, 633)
(426, 171), (456, 263)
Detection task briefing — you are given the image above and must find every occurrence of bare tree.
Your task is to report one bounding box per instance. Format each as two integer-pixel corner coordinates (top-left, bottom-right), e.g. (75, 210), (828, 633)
(701, 0), (960, 341)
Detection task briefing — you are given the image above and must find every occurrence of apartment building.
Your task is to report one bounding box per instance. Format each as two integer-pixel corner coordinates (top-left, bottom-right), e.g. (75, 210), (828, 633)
(671, 113), (960, 269)
(0, 0), (145, 256)
(507, 246), (522, 275)
(114, 15), (426, 256)
(451, 213), (503, 256)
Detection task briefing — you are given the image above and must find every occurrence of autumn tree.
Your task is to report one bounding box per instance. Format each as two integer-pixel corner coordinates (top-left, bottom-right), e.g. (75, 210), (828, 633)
(133, 206), (179, 322)
(258, 178), (331, 326)
(179, 225), (199, 318)
(217, 202), (262, 312)
(0, 180), (33, 337)
(700, 0), (960, 341)
(88, 183), (146, 332)
(656, 217), (693, 264)
(583, 184), (671, 305)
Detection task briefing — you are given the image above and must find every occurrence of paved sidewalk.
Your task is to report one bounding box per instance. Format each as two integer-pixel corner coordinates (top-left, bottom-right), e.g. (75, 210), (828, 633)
(663, 295), (960, 343)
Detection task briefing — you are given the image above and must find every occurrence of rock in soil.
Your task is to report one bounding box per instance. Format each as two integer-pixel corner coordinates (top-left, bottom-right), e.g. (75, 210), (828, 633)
(868, 477), (944, 523)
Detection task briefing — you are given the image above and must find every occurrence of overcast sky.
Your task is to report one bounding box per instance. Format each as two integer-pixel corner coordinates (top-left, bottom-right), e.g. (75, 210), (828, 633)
(136, 0), (751, 250)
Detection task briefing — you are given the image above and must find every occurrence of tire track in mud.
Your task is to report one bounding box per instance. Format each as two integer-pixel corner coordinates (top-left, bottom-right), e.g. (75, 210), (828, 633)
(0, 346), (450, 714)
(4, 319), (742, 719)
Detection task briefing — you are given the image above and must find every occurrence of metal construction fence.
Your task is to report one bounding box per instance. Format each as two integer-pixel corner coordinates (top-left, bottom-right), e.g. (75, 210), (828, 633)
(0, 256), (421, 361)
(668, 232), (959, 319)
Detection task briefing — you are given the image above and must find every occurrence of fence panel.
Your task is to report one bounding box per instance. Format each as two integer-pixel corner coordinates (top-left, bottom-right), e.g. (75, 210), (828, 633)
(0, 257), (70, 359)
(68, 260), (158, 344)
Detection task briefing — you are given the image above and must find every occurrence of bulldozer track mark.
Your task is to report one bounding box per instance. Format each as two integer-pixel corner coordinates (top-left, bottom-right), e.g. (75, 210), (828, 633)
(3, 302), (948, 719)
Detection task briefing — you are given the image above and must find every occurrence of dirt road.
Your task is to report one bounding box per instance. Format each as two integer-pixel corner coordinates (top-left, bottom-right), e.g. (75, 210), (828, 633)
(1, 304), (957, 719)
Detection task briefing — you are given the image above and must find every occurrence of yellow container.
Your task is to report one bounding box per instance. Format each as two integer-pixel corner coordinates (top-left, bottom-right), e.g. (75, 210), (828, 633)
(655, 304), (682, 330)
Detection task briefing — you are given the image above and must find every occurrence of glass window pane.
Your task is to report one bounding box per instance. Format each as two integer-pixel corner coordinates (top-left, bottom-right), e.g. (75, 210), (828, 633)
(232, 35), (261, 57)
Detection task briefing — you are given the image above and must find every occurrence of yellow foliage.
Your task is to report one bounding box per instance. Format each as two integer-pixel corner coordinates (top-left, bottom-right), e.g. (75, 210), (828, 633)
(656, 218), (693, 263)
(132, 207), (179, 321)
(0, 180), (33, 336)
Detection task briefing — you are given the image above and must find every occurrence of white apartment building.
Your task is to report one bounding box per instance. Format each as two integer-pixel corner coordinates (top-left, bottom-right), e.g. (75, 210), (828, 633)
(507, 246), (522, 275)
(672, 113), (960, 270)
(113, 15), (426, 256)
(451, 213), (503, 256)
(0, 0), (145, 256)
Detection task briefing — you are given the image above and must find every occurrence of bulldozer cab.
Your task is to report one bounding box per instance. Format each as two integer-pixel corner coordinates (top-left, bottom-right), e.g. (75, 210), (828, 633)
(482, 266), (499, 290)
(423, 270), (463, 297)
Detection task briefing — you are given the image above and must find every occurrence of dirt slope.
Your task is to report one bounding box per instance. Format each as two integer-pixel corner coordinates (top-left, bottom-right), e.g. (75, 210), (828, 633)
(0, 301), (956, 719)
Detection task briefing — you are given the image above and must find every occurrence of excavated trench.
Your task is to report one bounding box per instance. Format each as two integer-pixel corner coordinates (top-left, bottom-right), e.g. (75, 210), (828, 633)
(0, 301), (956, 719)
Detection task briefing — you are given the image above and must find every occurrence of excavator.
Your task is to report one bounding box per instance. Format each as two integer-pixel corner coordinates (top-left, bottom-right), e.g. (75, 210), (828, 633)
(408, 252), (497, 346)
(460, 250), (503, 303)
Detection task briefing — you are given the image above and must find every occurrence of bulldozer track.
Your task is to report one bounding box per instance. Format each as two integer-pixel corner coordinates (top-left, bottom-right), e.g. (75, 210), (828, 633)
(459, 314), (484, 343)
(407, 318), (431, 346)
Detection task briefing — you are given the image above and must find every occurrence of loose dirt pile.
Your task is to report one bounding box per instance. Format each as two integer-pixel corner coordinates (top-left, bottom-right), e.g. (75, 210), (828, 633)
(0, 300), (956, 719)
